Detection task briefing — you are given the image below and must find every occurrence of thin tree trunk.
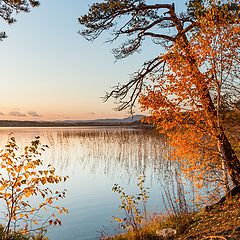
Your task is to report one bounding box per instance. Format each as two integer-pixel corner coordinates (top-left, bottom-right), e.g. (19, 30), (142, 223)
(177, 27), (240, 187)
(218, 139), (230, 192)
(219, 131), (240, 186)
(165, 5), (240, 187)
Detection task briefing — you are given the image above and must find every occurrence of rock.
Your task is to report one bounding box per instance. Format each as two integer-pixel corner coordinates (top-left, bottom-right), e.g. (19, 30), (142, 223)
(156, 228), (177, 239)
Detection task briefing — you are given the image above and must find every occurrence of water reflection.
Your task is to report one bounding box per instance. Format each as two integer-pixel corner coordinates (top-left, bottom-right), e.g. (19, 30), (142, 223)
(0, 127), (175, 178)
(0, 127), (177, 240)
(53, 128), (173, 177)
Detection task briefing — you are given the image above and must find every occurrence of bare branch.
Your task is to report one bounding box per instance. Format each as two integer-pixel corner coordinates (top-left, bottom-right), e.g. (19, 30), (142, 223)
(143, 32), (175, 42)
(104, 55), (165, 110)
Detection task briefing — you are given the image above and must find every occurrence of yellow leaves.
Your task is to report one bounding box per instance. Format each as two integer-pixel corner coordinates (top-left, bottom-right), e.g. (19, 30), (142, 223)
(23, 166), (28, 171)
(113, 217), (124, 223)
(20, 228), (29, 235)
(112, 176), (148, 230)
(30, 208), (35, 214)
(0, 135), (68, 234)
(6, 159), (13, 165)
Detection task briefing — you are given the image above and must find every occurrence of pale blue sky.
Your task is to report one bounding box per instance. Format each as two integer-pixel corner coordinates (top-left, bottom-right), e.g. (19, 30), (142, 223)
(0, 0), (186, 120)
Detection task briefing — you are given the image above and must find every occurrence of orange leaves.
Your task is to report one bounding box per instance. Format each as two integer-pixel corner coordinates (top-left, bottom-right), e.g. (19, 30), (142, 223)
(47, 198), (53, 205)
(0, 134), (68, 236)
(33, 220), (38, 225)
(139, 2), (239, 195)
(40, 177), (47, 185)
(24, 191), (32, 198)
(62, 207), (69, 214)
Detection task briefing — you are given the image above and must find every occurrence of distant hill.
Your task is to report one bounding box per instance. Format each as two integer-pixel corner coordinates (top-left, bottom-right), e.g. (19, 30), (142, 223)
(59, 114), (145, 124)
(0, 115), (146, 127)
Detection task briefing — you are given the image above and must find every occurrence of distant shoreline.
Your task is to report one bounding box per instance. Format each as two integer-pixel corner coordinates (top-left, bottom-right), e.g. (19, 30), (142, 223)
(0, 115), (153, 128)
(0, 120), (152, 128)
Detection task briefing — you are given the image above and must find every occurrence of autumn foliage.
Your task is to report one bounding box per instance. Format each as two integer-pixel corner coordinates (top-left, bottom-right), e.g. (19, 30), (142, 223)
(112, 175), (149, 231)
(0, 135), (68, 239)
(140, 3), (240, 192)
(79, 0), (240, 194)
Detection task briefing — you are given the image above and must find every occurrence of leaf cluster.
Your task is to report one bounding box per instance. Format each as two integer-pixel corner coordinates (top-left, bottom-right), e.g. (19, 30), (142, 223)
(0, 135), (68, 239)
(112, 175), (149, 231)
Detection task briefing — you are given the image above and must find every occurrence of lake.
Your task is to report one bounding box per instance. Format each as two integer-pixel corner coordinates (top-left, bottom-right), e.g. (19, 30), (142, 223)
(0, 127), (180, 240)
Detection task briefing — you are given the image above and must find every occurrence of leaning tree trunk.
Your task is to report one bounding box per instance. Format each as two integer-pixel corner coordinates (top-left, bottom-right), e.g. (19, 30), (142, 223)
(201, 85), (240, 187)
(218, 138), (230, 192)
(197, 78), (240, 186)
(176, 29), (240, 187)
(219, 131), (240, 186)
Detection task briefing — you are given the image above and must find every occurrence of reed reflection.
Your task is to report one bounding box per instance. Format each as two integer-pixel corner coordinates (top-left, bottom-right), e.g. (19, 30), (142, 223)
(50, 128), (174, 178)
(0, 127), (176, 180)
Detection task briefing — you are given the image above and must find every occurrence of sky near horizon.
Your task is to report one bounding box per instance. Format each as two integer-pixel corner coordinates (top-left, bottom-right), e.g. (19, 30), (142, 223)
(0, 0), (186, 121)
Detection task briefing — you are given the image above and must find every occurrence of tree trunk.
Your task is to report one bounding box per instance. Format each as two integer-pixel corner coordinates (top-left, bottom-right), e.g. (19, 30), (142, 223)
(219, 132), (240, 186)
(164, 6), (240, 187)
(177, 28), (240, 187)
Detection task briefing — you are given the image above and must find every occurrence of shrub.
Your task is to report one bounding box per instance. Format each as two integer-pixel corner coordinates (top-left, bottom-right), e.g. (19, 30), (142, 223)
(112, 175), (149, 231)
(0, 135), (68, 239)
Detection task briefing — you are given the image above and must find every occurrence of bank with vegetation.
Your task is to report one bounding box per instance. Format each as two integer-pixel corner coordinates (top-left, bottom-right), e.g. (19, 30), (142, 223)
(105, 187), (240, 240)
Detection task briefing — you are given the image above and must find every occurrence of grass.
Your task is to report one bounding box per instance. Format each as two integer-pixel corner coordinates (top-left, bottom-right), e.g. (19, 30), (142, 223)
(102, 211), (194, 240)
(104, 190), (240, 240)
(0, 225), (48, 240)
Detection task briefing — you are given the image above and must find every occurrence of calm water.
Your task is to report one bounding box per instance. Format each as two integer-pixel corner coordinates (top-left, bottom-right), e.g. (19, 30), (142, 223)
(0, 127), (178, 240)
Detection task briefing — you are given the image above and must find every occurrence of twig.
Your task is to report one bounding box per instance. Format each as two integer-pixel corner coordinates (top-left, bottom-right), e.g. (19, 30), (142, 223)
(201, 236), (227, 240)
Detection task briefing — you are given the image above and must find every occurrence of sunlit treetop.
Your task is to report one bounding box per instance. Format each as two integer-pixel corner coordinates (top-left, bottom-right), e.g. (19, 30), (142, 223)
(187, 0), (239, 21)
